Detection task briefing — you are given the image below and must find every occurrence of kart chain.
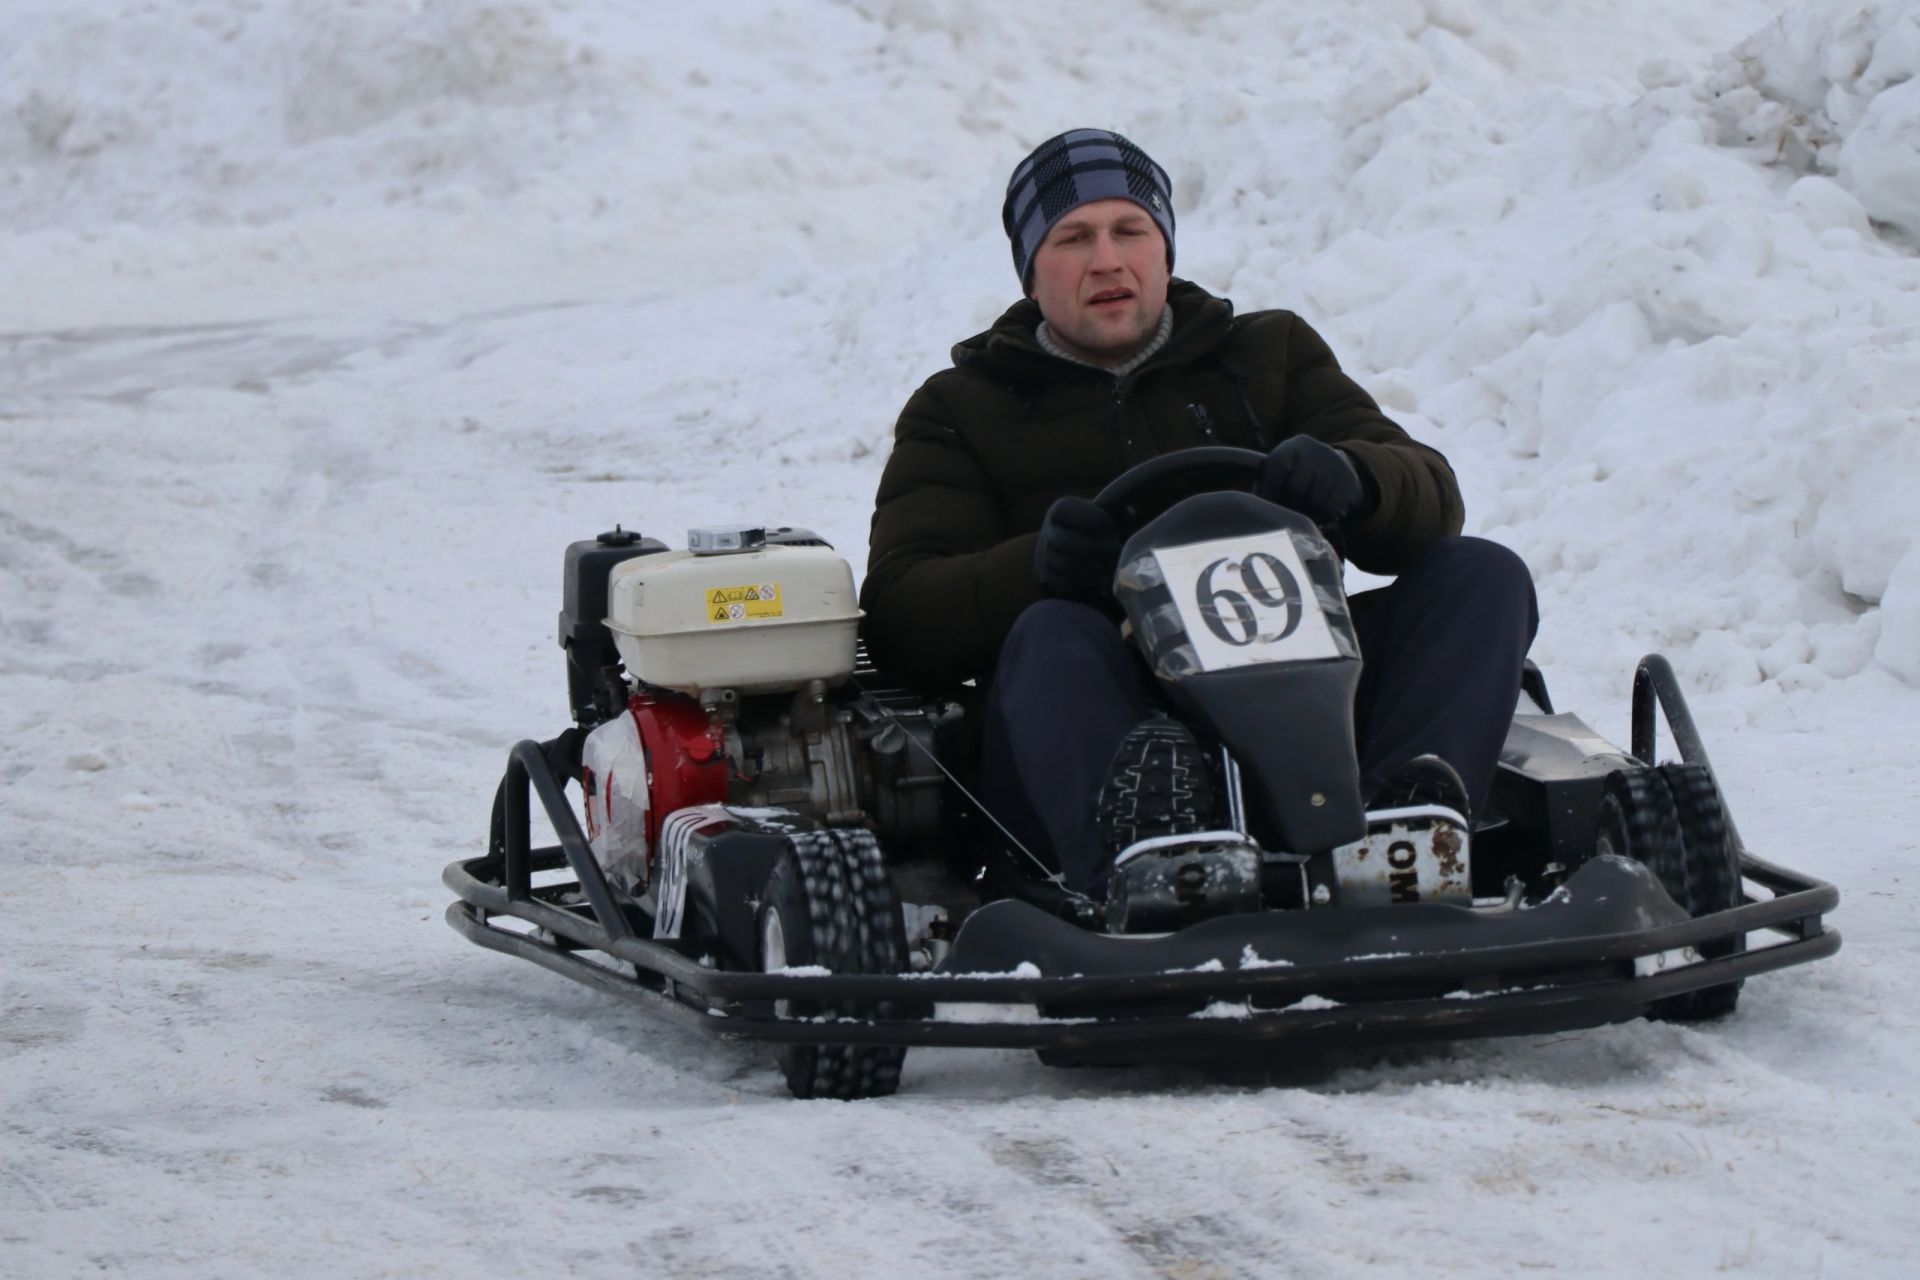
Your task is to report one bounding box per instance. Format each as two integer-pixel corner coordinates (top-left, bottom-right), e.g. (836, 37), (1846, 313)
(782, 827), (907, 1100)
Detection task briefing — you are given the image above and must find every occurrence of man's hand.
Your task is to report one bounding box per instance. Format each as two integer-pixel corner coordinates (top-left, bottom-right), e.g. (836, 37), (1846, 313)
(1034, 496), (1122, 604)
(1257, 436), (1373, 526)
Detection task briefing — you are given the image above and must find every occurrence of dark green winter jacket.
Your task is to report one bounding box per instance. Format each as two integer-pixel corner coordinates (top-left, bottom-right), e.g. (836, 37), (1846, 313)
(861, 279), (1464, 691)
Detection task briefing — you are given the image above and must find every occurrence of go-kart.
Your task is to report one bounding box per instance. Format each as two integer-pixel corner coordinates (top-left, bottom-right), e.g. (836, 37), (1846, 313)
(442, 448), (1840, 1099)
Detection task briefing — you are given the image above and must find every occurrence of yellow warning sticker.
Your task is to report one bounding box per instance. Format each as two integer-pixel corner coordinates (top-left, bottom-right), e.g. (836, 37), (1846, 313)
(705, 582), (783, 624)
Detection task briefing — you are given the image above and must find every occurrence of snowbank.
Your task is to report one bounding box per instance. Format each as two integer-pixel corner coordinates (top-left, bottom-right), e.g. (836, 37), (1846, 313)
(0, 1), (1011, 325)
(4, 0), (1915, 694)
(1130, 0), (1920, 694)
(1704, 1), (1920, 237)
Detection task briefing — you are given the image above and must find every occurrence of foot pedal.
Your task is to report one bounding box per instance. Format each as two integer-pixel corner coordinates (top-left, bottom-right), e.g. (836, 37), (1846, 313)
(1106, 833), (1260, 933)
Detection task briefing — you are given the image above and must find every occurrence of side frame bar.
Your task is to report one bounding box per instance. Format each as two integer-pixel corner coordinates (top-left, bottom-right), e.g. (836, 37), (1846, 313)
(1632, 653), (1745, 851)
(500, 738), (633, 942)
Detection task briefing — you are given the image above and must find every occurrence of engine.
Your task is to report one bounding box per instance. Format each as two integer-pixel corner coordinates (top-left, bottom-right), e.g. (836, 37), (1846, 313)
(561, 525), (954, 897)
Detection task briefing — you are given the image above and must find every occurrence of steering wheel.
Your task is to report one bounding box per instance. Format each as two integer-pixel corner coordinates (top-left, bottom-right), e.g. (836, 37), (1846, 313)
(1092, 446), (1266, 533)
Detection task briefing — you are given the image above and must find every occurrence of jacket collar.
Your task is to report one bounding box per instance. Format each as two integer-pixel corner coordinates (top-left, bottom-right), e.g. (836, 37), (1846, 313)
(951, 279), (1236, 384)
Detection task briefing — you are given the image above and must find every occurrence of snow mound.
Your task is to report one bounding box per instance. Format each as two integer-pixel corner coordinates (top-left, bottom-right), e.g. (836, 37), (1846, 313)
(1702, 2), (1920, 236)
(0, 1), (995, 327)
(4, 1), (1917, 685)
(1085, 0), (1920, 690)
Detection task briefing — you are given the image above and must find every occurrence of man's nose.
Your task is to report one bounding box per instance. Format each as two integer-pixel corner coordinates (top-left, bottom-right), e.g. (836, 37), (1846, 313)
(1088, 232), (1123, 271)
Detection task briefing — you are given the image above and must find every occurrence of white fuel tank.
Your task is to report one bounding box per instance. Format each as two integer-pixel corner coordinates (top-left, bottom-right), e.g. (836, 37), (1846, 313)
(604, 527), (861, 696)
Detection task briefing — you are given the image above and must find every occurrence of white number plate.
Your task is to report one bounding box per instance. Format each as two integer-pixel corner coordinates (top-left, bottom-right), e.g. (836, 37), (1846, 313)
(1154, 532), (1343, 673)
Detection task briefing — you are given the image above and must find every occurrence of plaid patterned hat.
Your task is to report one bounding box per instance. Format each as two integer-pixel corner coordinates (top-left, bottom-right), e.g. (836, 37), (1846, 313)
(1002, 129), (1175, 288)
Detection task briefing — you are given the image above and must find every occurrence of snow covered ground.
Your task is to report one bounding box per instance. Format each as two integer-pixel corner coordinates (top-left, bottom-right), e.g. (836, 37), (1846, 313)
(4, 1), (1918, 1275)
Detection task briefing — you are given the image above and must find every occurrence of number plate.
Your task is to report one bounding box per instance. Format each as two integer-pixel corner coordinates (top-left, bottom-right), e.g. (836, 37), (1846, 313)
(1154, 532), (1344, 673)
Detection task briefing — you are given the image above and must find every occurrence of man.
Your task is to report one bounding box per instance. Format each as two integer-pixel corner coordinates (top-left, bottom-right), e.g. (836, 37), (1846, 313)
(861, 128), (1537, 895)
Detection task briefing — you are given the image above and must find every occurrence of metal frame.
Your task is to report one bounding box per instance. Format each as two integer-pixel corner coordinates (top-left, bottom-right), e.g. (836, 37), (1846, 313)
(443, 655), (1840, 1056)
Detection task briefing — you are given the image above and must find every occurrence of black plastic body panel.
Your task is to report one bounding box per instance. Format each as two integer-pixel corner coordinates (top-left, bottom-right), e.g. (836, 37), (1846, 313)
(1117, 492), (1366, 852)
(1478, 712), (1640, 892)
(671, 819), (792, 971)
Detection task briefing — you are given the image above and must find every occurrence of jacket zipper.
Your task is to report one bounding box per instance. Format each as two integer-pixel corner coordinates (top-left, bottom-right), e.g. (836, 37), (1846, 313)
(1188, 403), (1218, 442)
(1111, 375), (1132, 464)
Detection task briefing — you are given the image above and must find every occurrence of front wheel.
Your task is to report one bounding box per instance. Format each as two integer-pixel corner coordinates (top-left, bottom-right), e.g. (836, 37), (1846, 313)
(1593, 767), (1744, 1022)
(757, 829), (909, 1100)
(1656, 762), (1745, 1019)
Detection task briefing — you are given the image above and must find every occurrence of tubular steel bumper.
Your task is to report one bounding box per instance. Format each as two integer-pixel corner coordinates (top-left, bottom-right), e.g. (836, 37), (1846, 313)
(442, 728), (1841, 1058)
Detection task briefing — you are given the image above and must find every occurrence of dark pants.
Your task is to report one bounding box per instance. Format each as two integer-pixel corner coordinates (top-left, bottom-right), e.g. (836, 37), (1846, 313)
(976, 536), (1538, 890)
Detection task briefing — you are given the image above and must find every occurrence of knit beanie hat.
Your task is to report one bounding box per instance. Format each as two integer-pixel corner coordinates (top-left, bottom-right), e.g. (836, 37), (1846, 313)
(1002, 129), (1175, 288)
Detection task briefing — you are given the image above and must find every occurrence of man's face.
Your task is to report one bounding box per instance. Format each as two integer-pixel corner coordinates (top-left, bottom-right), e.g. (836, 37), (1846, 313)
(1026, 198), (1170, 365)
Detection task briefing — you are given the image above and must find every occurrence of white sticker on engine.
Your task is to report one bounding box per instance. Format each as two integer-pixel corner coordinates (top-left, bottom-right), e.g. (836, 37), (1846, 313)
(1154, 532), (1342, 673)
(705, 583), (783, 625)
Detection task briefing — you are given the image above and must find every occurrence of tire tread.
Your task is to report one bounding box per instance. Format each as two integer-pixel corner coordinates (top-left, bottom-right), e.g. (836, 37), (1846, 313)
(764, 829), (907, 1100)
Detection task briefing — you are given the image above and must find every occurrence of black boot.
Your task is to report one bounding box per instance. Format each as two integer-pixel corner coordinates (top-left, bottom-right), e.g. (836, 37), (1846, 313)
(1097, 717), (1261, 932)
(1334, 754), (1475, 908)
(1367, 754), (1470, 822)
(1096, 715), (1217, 856)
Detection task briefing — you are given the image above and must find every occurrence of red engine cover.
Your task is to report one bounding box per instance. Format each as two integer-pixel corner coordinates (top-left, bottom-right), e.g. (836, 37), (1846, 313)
(627, 690), (728, 846)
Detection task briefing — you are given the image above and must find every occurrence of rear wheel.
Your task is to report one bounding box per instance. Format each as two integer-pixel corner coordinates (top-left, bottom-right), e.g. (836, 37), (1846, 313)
(757, 829), (909, 1100)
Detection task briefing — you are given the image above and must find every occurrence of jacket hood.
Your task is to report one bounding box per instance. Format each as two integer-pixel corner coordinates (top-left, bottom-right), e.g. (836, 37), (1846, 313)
(951, 278), (1236, 384)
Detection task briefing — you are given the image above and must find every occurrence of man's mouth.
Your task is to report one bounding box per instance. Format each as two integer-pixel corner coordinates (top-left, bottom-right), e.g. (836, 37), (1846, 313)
(1087, 289), (1133, 307)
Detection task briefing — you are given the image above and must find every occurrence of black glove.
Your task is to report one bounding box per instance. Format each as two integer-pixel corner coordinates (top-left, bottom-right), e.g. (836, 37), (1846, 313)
(1257, 436), (1373, 526)
(1033, 496), (1122, 604)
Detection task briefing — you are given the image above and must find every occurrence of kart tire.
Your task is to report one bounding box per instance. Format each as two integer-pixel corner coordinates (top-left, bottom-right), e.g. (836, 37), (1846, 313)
(1594, 769), (1690, 1021)
(757, 829), (909, 1100)
(1593, 768), (1687, 899)
(1594, 768), (1743, 1023)
(1655, 763), (1745, 1021)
